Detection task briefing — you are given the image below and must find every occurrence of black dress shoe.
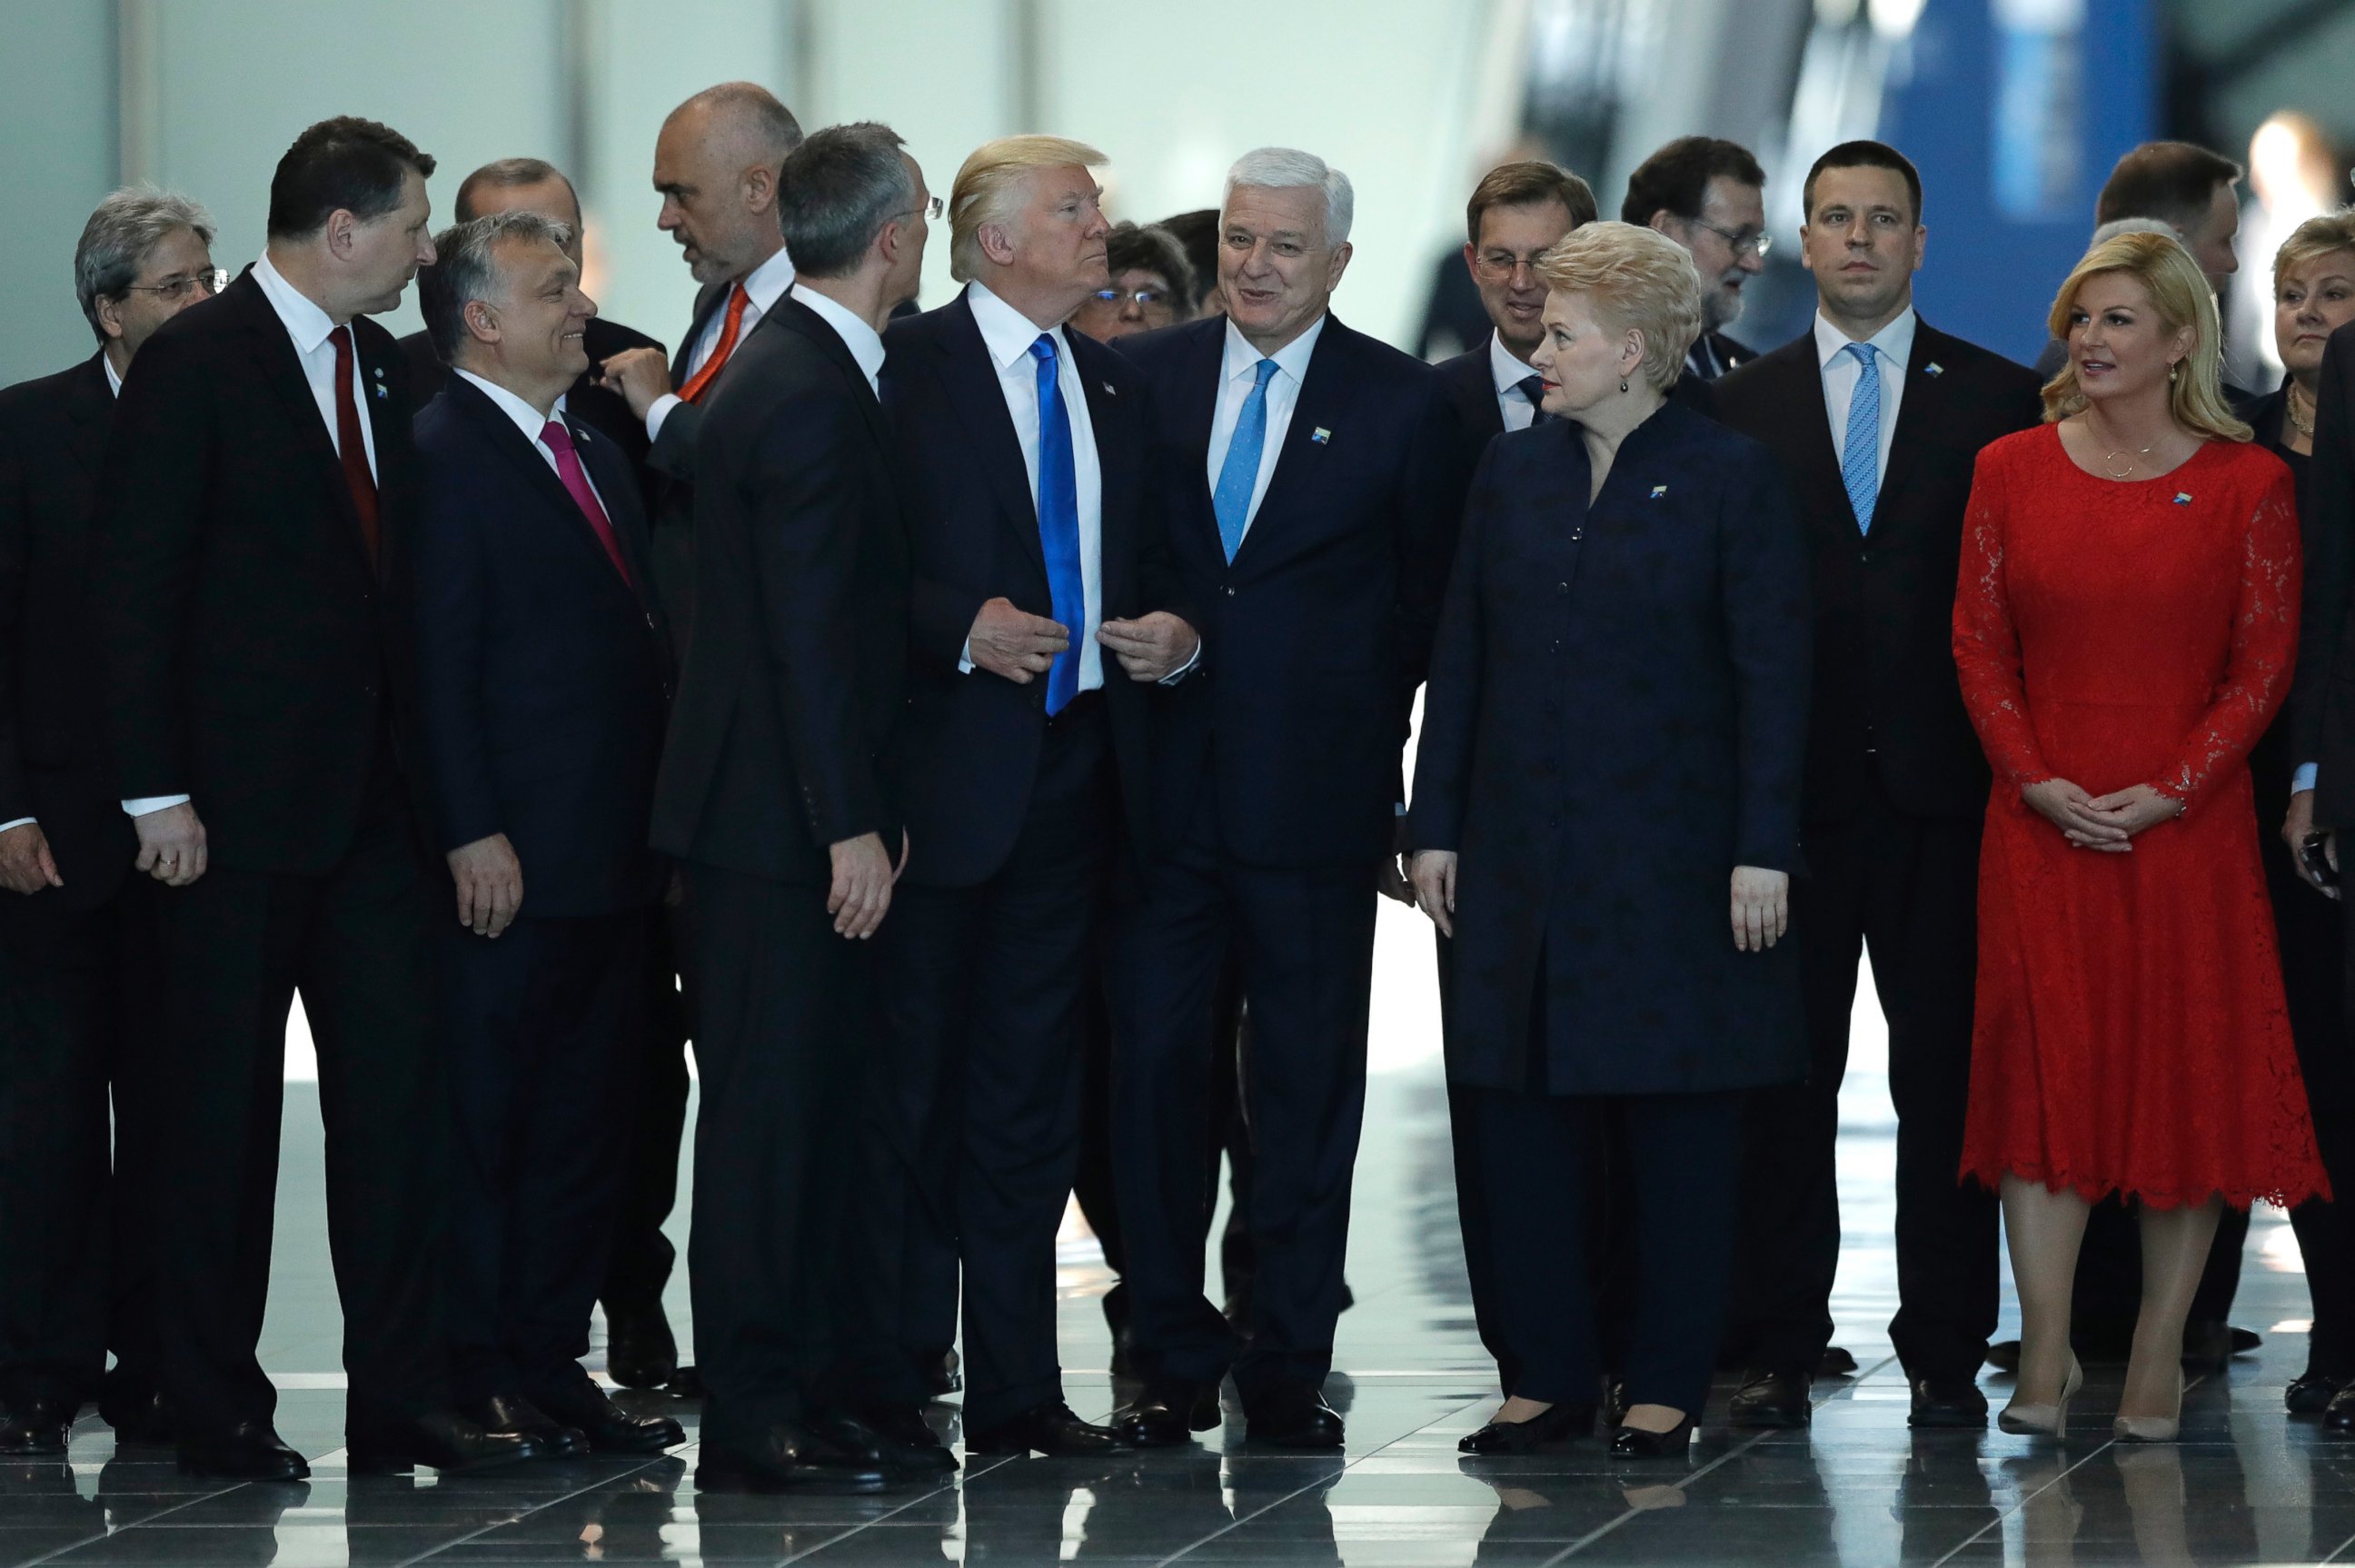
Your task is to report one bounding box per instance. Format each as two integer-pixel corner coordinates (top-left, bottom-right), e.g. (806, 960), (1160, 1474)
(695, 1424), (889, 1493)
(533, 1386), (684, 1454)
(99, 1386), (174, 1447)
(462, 1394), (588, 1458)
(1458, 1402), (1594, 1454)
(0, 1396), (75, 1455)
(1110, 1378), (1220, 1447)
(1985, 1339), (2022, 1374)
(177, 1421), (309, 1481)
(1907, 1378), (1990, 1429)
(2323, 1383), (2355, 1435)
(850, 1404), (956, 1473)
(969, 1401), (1133, 1457)
(1727, 1368), (1811, 1429)
(667, 1364), (703, 1399)
(348, 1409), (547, 1474)
(1819, 1346), (1858, 1376)
(2290, 1371), (2344, 1414)
(603, 1301), (679, 1390)
(1246, 1384), (1344, 1450)
(1608, 1417), (1695, 1458)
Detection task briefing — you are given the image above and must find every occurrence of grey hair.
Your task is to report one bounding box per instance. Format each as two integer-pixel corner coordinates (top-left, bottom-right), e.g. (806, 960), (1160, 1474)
(1223, 146), (1354, 247)
(75, 185), (216, 342)
(420, 211), (574, 362)
(676, 81), (805, 164)
(2090, 216), (2180, 246)
(778, 122), (915, 278)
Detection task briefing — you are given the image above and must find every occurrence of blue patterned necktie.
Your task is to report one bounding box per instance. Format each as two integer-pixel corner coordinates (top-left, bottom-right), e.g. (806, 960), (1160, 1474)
(1842, 341), (1882, 533)
(1213, 358), (1279, 561)
(1028, 334), (1085, 716)
(1515, 373), (1552, 425)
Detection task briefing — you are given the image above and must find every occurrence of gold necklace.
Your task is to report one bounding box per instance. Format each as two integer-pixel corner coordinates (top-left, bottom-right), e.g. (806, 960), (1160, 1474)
(2289, 382), (2317, 439)
(2101, 442), (2154, 479)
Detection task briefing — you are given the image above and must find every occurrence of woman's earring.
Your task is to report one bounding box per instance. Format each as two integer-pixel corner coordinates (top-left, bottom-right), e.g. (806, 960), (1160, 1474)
(1619, 377), (1630, 393)
(2170, 363), (2181, 382)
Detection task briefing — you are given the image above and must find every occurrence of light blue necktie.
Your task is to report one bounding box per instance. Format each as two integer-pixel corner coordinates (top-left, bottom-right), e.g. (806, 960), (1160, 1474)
(1213, 359), (1279, 562)
(1842, 341), (1881, 533)
(1028, 335), (1085, 716)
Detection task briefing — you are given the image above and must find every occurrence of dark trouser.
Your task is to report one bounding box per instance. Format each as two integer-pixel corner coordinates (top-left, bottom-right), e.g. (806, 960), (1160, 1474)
(600, 907), (691, 1318)
(682, 861), (867, 1446)
(1728, 779), (1996, 1383)
(0, 879), (158, 1409)
(1466, 1085), (1743, 1417)
(2288, 807), (2355, 1375)
(1108, 805), (1376, 1399)
(148, 777), (448, 1439)
(443, 908), (644, 1404)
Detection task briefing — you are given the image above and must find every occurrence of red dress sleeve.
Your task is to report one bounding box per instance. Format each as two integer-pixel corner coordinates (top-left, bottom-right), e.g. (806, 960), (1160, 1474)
(2152, 461), (2302, 808)
(1952, 442), (2054, 790)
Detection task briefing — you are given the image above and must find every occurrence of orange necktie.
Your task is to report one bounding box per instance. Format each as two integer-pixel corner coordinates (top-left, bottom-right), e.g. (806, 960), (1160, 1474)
(676, 283), (750, 403)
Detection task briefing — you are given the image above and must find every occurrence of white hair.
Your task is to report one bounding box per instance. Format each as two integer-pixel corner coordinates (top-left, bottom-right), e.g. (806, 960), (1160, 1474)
(2090, 216), (2180, 246)
(1223, 146), (1354, 246)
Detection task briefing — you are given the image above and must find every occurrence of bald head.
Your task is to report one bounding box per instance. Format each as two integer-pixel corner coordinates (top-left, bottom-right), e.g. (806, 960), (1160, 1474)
(653, 83), (804, 283)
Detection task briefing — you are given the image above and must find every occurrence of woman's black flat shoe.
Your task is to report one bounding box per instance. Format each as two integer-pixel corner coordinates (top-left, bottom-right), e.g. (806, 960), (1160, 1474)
(1608, 1417), (1695, 1458)
(2289, 1372), (2343, 1415)
(1458, 1403), (1594, 1454)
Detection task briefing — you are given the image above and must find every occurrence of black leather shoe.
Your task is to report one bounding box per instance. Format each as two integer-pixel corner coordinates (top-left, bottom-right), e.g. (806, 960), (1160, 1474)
(0, 1396), (75, 1455)
(99, 1386), (174, 1447)
(348, 1409), (547, 1474)
(604, 1301), (679, 1390)
(1609, 1416), (1695, 1458)
(178, 1421), (309, 1481)
(1907, 1378), (1989, 1429)
(1458, 1402), (1594, 1454)
(534, 1385), (684, 1454)
(461, 1394), (587, 1458)
(2181, 1319), (2261, 1369)
(667, 1364), (703, 1399)
(2323, 1383), (2355, 1435)
(2290, 1371), (2344, 1414)
(1819, 1346), (1858, 1376)
(1246, 1384), (1344, 1450)
(969, 1402), (1133, 1457)
(1985, 1340), (2022, 1374)
(1727, 1368), (1811, 1429)
(695, 1424), (889, 1493)
(1111, 1378), (1220, 1447)
(851, 1404), (955, 1473)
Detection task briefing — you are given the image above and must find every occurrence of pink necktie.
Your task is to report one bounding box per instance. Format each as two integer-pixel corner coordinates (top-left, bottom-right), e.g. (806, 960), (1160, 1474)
(538, 419), (634, 590)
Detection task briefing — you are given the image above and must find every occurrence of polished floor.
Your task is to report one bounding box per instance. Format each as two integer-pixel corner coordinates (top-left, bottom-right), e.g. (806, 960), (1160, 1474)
(9, 919), (2348, 1565)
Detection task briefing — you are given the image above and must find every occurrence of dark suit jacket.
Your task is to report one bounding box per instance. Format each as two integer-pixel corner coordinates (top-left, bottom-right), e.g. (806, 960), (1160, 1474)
(412, 375), (671, 916)
(0, 352), (136, 908)
(881, 289), (1178, 887)
(1687, 328), (1756, 381)
(1408, 402), (1810, 1093)
(93, 267), (426, 875)
(1713, 318), (2043, 825)
(650, 298), (909, 883)
(1439, 341), (1714, 452)
(1113, 313), (1470, 868)
(639, 280), (736, 659)
(2293, 323), (2355, 827)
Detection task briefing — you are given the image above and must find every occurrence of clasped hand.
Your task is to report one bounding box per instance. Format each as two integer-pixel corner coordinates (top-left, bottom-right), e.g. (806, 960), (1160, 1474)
(967, 598), (1201, 685)
(2022, 778), (2183, 851)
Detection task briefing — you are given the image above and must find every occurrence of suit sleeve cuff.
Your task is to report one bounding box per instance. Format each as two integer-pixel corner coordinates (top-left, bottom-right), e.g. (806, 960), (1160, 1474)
(1158, 640), (1203, 686)
(2295, 762), (2320, 794)
(645, 392), (682, 442)
(122, 794), (191, 817)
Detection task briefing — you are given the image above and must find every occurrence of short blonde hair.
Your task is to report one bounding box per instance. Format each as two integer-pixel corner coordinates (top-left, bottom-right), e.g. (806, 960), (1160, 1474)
(1531, 220), (1704, 392)
(949, 134), (1107, 282)
(2273, 208), (2355, 291)
(2042, 230), (2249, 441)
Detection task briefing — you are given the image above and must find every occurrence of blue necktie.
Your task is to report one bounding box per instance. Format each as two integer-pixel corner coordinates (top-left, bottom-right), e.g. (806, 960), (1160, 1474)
(1214, 359), (1279, 562)
(1515, 373), (1552, 425)
(1028, 334), (1085, 716)
(1842, 341), (1881, 533)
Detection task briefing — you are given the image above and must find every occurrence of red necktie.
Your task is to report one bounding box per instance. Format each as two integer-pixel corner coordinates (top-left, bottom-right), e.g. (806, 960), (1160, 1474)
(329, 325), (380, 565)
(676, 283), (750, 403)
(539, 420), (634, 589)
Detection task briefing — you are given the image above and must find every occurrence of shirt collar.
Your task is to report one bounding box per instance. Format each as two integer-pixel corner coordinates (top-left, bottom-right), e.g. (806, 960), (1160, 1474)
(453, 367), (567, 444)
(1814, 304), (1917, 372)
(787, 283), (887, 389)
(103, 355), (124, 398)
(965, 280), (1069, 372)
(1222, 312), (1326, 387)
(252, 251), (343, 355)
(1487, 328), (1538, 394)
(740, 244), (798, 314)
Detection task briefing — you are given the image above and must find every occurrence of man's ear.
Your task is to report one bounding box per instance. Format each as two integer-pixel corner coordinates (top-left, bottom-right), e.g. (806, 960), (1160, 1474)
(94, 292), (128, 344)
(464, 297), (501, 347)
(325, 208), (357, 261)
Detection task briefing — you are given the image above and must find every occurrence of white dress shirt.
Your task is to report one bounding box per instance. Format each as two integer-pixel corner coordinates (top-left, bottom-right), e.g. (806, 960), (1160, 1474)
(644, 243), (797, 442)
(1487, 330), (1543, 434)
(786, 283), (887, 397)
(452, 370), (607, 513)
(1816, 305), (1915, 487)
(1206, 313), (1327, 545)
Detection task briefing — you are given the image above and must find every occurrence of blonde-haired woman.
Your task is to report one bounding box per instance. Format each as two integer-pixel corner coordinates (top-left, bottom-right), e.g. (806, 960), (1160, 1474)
(1953, 230), (2329, 1442)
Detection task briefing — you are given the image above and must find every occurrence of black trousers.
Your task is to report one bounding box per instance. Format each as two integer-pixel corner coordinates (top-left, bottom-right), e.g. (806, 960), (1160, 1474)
(0, 878), (158, 1408)
(1108, 803), (1377, 1398)
(600, 907), (691, 1318)
(1728, 778), (1997, 1382)
(683, 861), (868, 1444)
(443, 908), (643, 1404)
(147, 777), (447, 1438)
(1465, 1085), (1743, 1416)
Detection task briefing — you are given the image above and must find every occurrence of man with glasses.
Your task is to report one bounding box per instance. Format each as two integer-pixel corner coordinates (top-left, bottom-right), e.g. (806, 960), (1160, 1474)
(1068, 221), (1195, 342)
(1437, 161), (1597, 445)
(1623, 135), (1771, 382)
(0, 187), (219, 1456)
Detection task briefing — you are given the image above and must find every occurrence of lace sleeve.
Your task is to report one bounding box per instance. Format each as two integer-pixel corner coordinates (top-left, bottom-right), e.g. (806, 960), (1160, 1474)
(2154, 464), (2302, 808)
(1951, 445), (2053, 789)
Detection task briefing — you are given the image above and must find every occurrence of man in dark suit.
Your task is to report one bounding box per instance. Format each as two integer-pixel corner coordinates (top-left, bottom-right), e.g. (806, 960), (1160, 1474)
(0, 187), (221, 1455)
(1712, 142), (2042, 1431)
(1434, 160), (1596, 452)
(1105, 147), (1468, 1450)
(410, 211), (682, 1459)
(648, 121), (928, 1494)
(1623, 136), (1769, 382)
(856, 134), (1194, 1462)
(91, 116), (542, 1482)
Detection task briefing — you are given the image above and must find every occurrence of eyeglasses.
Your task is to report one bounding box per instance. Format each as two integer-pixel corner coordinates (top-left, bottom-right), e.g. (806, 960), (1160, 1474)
(121, 268), (228, 303)
(896, 195), (946, 222)
(1090, 287), (1175, 310)
(1684, 218), (1771, 259)
(1472, 248), (1554, 281)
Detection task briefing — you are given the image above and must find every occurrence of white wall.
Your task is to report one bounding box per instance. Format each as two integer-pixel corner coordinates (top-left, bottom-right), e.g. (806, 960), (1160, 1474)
(0, 1), (118, 384)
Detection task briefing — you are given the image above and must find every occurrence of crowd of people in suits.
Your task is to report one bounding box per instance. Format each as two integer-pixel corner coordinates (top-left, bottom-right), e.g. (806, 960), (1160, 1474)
(5, 78), (2355, 1493)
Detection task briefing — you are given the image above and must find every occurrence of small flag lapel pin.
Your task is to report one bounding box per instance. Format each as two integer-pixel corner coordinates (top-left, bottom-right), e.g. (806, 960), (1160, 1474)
(1311, 427), (1331, 444)
(374, 382), (388, 401)
(1924, 362), (1944, 378)
(2173, 491), (2193, 506)
(1650, 484), (1668, 499)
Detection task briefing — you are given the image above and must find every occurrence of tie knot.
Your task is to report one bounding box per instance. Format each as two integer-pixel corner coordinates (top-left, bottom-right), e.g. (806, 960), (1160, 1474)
(1844, 341), (1876, 371)
(1029, 332), (1058, 364)
(1251, 358), (1278, 388)
(539, 418), (574, 452)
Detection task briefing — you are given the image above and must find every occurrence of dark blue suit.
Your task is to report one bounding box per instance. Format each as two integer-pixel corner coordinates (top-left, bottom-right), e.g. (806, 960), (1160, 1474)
(1107, 313), (1468, 1400)
(412, 373), (671, 1407)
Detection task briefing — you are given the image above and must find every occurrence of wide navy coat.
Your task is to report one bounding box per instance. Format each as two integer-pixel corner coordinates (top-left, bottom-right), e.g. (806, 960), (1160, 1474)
(1407, 398), (1811, 1095)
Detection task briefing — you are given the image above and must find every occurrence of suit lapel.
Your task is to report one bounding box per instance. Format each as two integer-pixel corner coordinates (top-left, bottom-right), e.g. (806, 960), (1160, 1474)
(230, 273), (375, 571)
(671, 281), (727, 386)
(1773, 342), (1850, 530)
(1872, 323), (1946, 531)
(63, 353), (113, 479)
(1234, 317), (1351, 569)
(934, 293), (1046, 574)
(451, 378), (641, 600)
(1072, 334), (1133, 609)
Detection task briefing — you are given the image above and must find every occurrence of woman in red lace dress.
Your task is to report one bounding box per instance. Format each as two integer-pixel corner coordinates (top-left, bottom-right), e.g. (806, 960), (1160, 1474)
(1953, 231), (2329, 1443)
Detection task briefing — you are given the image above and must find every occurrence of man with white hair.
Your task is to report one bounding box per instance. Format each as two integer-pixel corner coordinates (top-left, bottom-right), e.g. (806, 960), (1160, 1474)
(1106, 145), (1470, 1450)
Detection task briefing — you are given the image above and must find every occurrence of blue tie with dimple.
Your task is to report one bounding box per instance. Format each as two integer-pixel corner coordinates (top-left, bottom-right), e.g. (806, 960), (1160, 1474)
(1842, 341), (1882, 533)
(1028, 334), (1085, 716)
(1214, 359), (1279, 562)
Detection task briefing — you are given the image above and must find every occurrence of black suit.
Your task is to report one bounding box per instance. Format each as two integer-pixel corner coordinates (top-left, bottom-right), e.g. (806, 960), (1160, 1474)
(91, 266), (448, 1444)
(0, 352), (156, 1416)
(1108, 313), (1468, 1399)
(1710, 317), (2042, 1384)
(648, 298), (909, 1445)
(412, 374), (671, 1406)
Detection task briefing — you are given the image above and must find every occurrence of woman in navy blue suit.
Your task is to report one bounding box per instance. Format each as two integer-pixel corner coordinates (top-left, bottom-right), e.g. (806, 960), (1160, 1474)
(1409, 222), (1812, 1458)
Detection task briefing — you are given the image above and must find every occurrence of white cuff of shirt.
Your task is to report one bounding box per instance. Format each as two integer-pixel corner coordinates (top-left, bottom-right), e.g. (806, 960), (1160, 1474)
(645, 392), (682, 442)
(2295, 763), (2320, 795)
(0, 817), (35, 834)
(959, 637), (975, 675)
(122, 794), (191, 818)
(1158, 640), (1203, 685)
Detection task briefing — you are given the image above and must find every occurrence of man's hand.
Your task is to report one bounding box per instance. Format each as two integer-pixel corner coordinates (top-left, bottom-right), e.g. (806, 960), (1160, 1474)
(2286, 790), (2340, 898)
(0, 822), (62, 895)
(1730, 865), (1790, 952)
(1098, 612), (1201, 682)
(967, 597), (1068, 684)
(134, 802), (207, 888)
(597, 347), (674, 422)
(1410, 849), (1458, 938)
(448, 832), (523, 938)
(828, 830), (895, 938)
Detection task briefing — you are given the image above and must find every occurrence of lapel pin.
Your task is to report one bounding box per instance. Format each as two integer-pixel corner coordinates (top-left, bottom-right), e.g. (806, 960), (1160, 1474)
(373, 382), (387, 401)
(2173, 491), (2193, 505)
(372, 364), (384, 378)
(1924, 362), (1944, 378)
(1102, 382), (1116, 395)
(1311, 427), (1331, 445)
(1650, 484), (1668, 499)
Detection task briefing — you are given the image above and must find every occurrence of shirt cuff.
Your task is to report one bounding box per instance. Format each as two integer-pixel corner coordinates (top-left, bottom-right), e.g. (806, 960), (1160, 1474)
(0, 817), (35, 834)
(122, 794), (191, 818)
(959, 637), (975, 675)
(2295, 763), (2320, 795)
(645, 392), (682, 442)
(1157, 640), (1203, 686)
